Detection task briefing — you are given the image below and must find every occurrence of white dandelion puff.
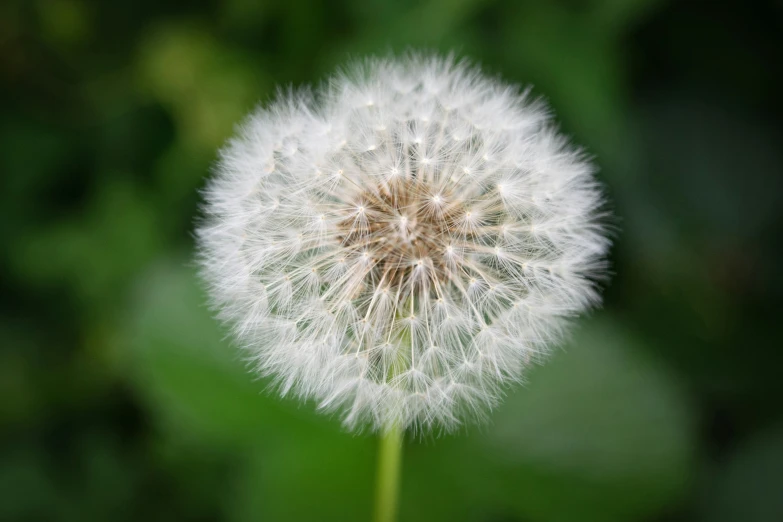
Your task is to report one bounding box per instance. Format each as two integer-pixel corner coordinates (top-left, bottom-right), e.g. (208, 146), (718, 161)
(196, 53), (611, 434)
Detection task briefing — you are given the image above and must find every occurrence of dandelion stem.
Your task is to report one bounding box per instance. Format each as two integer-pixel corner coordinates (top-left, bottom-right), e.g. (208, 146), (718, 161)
(373, 424), (403, 522)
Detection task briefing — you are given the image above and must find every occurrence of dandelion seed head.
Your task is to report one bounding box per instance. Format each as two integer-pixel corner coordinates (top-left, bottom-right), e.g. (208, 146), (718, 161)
(197, 53), (610, 434)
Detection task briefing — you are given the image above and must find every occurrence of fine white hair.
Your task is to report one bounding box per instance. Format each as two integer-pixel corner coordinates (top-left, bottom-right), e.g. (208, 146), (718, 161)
(196, 53), (610, 434)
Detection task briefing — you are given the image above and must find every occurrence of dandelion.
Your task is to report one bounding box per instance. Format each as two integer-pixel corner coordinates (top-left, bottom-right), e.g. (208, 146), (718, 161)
(196, 54), (610, 436)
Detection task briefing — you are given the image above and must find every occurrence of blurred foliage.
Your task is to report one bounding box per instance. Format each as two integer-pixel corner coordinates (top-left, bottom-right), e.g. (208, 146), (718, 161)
(1, 0), (782, 521)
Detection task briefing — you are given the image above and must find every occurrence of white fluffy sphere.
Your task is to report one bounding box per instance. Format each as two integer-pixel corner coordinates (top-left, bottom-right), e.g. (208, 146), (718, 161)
(196, 54), (610, 433)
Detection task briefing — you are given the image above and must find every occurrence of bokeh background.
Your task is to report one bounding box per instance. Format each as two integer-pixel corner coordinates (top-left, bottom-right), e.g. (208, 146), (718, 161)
(2, 0), (782, 521)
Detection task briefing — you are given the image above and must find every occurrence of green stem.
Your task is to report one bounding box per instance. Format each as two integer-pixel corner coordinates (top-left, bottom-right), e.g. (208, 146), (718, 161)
(373, 424), (404, 522)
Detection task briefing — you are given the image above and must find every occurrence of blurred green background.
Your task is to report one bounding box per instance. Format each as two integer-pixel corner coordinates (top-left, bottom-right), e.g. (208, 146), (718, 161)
(2, 0), (782, 521)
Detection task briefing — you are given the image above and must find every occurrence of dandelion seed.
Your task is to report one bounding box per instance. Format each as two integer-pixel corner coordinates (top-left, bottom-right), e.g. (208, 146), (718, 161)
(196, 53), (610, 434)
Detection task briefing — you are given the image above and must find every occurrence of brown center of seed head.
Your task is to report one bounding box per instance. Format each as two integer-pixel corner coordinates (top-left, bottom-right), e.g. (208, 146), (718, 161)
(338, 178), (459, 293)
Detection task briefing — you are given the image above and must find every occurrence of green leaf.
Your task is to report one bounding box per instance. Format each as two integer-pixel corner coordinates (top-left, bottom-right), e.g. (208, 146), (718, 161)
(483, 316), (696, 521)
